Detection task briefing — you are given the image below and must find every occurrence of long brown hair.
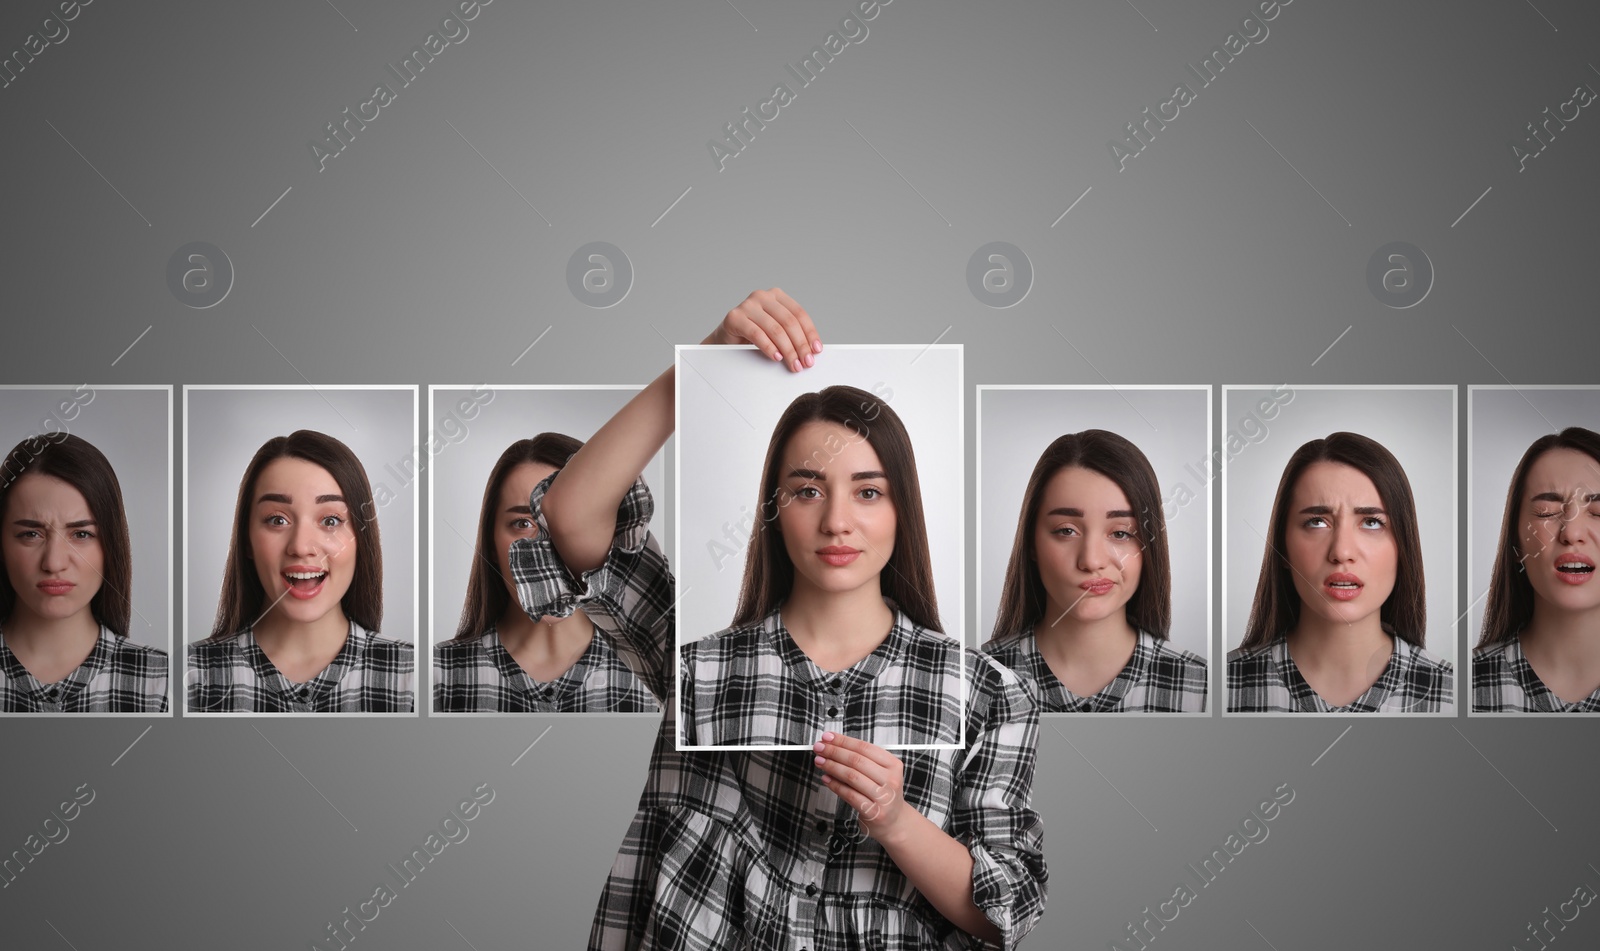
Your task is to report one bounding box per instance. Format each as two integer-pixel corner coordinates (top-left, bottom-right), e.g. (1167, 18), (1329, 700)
(1478, 426), (1600, 649)
(988, 430), (1171, 645)
(0, 433), (133, 637)
(732, 385), (941, 632)
(453, 433), (583, 640)
(208, 430), (382, 639)
(1239, 432), (1427, 652)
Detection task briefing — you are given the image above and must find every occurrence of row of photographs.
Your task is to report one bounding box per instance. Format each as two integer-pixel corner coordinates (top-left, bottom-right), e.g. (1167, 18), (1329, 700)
(0, 354), (1594, 737)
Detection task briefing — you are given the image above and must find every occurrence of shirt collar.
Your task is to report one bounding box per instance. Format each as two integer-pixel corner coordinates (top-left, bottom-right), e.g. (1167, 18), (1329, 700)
(766, 601), (912, 695)
(0, 623), (115, 705)
(1276, 634), (1408, 712)
(483, 624), (600, 702)
(1018, 626), (1153, 712)
(1506, 636), (1600, 712)
(241, 620), (366, 705)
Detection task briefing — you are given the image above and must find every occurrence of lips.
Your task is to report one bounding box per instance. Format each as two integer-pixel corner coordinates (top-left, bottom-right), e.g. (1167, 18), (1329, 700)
(37, 580), (76, 596)
(282, 566), (329, 600)
(1323, 571), (1364, 602)
(1079, 578), (1115, 596)
(816, 546), (861, 567)
(1554, 552), (1595, 585)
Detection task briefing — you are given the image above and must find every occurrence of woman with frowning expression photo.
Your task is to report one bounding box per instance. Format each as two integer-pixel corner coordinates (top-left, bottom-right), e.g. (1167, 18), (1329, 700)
(1228, 431), (1452, 713)
(187, 430), (413, 713)
(984, 430), (1206, 713)
(1474, 426), (1600, 712)
(433, 433), (656, 713)
(0, 434), (167, 712)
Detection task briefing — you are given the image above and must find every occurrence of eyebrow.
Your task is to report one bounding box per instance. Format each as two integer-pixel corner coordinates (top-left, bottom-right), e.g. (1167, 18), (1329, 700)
(1531, 491), (1600, 503)
(505, 505), (533, 514)
(1298, 505), (1386, 515)
(1045, 507), (1136, 518)
(257, 493), (346, 505)
(12, 518), (96, 528)
(786, 468), (887, 481)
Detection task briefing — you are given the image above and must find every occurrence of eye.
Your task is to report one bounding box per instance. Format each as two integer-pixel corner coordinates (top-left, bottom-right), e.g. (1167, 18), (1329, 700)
(1111, 529), (1135, 541)
(1303, 516), (1328, 529)
(1533, 510), (1562, 519)
(1050, 525), (1079, 537)
(795, 485), (822, 500)
(511, 517), (534, 531)
(15, 529), (42, 541)
(71, 529), (96, 540)
(265, 514), (288, 527)
(321, 514), (345, 529)
(856, 486), (883, 501)
(1360, 516), (1386, 530)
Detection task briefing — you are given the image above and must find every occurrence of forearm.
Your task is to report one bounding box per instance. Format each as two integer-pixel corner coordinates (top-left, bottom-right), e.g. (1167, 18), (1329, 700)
(879, 811), (1002, 945)
(543, 364), (675, 575)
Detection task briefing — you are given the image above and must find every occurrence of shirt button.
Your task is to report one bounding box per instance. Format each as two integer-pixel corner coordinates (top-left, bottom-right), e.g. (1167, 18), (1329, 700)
(815, 819), (829, 834)
(828, 677), (842, 691)
(805, 883), (818, 897)
(827, 706), (839, 717)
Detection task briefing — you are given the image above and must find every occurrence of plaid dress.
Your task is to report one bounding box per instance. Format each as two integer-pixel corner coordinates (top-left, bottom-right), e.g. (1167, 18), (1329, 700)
(983, 628), (1207, 713)
(1227, 635), (1453, 713)
(433, 624), (659, 713)
(680, 608), (963, 748)
(0, 624), (169, 713)
(1473, 636), (1600, 712)
(509, 475), (1047, 950)
(186, 621), (414, 712)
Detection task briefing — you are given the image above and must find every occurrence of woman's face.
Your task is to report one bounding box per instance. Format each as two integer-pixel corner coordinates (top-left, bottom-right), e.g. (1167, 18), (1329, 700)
(2, 474), (105, 626)
(1031, 466), (1144, 628)
(1516, 447), (1600, 616)
(1282, 461), (1398, 629)
(246, 456), (358, 626)
(493, 461), (557, 595)
(772, 420), (897, 600)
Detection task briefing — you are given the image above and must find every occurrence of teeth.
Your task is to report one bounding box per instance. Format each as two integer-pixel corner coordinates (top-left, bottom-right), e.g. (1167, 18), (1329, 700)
(1557, 562), (1593, 572)
(285, 571), (326, 580)
(1329, 582), (1359, 588)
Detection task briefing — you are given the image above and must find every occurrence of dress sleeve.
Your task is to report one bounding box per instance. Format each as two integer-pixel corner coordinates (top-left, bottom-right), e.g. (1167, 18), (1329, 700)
(508, 472), (675, 704)
(953, 652), (1048, 950)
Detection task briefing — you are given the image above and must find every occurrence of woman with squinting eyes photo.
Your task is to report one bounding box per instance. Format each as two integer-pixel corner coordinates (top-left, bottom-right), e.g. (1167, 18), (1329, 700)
(1228, 431), (1452, 713)
(510, 289), (1045, 950)
(1474, 426), (1600, 712)
(983, 430), (1206, 713)
(0, 434), (167, 712)
(186, 430), (413, 713)
(433, 433), (656, 713)
(678, 383), (961, 748)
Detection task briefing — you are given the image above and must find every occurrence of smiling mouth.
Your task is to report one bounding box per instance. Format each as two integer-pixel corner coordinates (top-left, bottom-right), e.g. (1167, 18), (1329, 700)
(1556, 559), (1594, 583)
(283, 570), (329, 599)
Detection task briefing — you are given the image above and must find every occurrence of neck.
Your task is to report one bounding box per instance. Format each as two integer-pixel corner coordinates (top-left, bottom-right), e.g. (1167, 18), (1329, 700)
(1284, 609), (1391, 667)
(496, 603), (593, 653)
(252, 605), (350, 646)
(2, 607), (101, 659)
(1519, 602), (1600, 663)
(1033, 602), (1139, 658)
(781, 579), (895, 669)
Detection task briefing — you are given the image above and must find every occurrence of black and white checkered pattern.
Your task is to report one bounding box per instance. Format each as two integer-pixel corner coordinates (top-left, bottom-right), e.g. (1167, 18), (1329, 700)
(508, 474), (1048, 951)
(0, 624), (168, 713)
(1473, 637), (1600, 712)
(983, 628), (1207, 713)
(680, 608), (963, 747)
(186, 621), (414, 713)
(433, 625), (659, 713)
(1227, 635), (1453, 713)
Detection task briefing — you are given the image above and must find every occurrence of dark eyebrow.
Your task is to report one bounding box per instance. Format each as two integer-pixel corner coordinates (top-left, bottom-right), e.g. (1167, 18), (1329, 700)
(12, 518), (96, 528)
(787, 468), (824, 480)
(1106, 509), (1135, 519)
(256, 493), (345, 505)
(1298, 505), (1386, 516)
(1046, 507), (1084, 517)
(506, 505), (533, 514)
(851, 470), (886, 481)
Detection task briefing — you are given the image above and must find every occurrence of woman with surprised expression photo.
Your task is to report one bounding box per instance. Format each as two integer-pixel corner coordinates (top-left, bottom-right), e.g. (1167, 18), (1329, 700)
(1474, 426), (1600, 712)
(0, 434), (167, 712)
(187, 430), (413, 713)
(984, 430), (1206, 713)
(1228, 432), (1452, 713)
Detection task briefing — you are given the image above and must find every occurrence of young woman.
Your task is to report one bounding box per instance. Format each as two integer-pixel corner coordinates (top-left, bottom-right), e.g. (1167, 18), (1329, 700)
(0, 434), (168, 712)
(983, 430), (1206, 713)
(1474, 426), (1600, 712)
(679, 386), (962, 747)
(1228, 431), (1453, 713)
(186, 430), (413, 713)
(433, 433), (656, 712)
(513, 289), (1045, 949)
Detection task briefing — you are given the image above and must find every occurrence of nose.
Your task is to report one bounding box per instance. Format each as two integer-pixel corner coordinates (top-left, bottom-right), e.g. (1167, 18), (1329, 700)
(39, 528), (72, 573)
(1556, 506), (1585, 546)
(820, 491), (853, 537)
(1327, 518), (1356, 563)
(1077, 531), (1110, 572)
(286, 518), (324, 559)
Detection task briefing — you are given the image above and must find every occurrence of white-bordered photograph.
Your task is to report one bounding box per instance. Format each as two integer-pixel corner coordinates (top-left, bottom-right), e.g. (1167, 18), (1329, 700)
(1468, 386), (1600, 715)
(977, 385), (1211, 715)
(183, 385), (417, 715)
(428, 384), (666, 716)
(675, 344), (964, 751)
(1222, 385), (1457, 715)
(0, 385), (171, 715)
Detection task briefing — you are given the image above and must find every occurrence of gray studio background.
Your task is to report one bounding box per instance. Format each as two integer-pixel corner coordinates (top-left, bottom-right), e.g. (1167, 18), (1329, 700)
(0, 386), (170, 651)
(1468, 387), (1600, 661)
(977, 387), (1211, 664)
(183, 387), (417, 645)
(676, 345), (963, 644)
(1222, 386), (1457, 668)
(4, 0), (1600, 947)
(426, 385), (667, 654)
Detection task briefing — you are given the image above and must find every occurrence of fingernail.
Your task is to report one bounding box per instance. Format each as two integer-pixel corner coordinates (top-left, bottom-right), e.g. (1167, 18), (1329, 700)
(772, 350), (782, 361)
(803, 354), (814, 367)
(820, 774), (832, 784)
(791, 359), (801, 372)
(814, 755), (826, 766)
(821, 732), (835, 742)
(813, 741), (826, 753)
(813, 340), (823, 353)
